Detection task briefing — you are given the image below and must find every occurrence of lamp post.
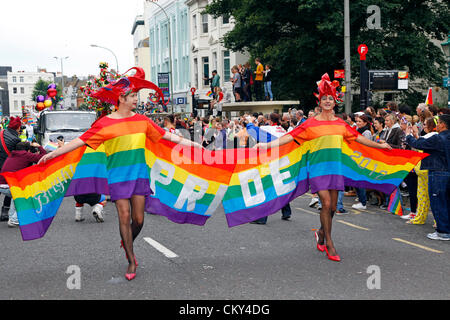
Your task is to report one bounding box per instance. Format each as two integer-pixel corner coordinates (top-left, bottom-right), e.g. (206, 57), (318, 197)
(146, 0), (174, 114)
(441, 32), (450, 108)
(90, 44), (119, 73)
(343, 0), (352, 114)
(54, 56), (69, 109)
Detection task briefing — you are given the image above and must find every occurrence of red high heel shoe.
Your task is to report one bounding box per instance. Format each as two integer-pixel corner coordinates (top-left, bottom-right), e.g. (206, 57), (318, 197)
(120, 240), (138, 267)
(125, 273), (136, 281)
(314, 231), (326, 252)
(324, 246), (341, 262)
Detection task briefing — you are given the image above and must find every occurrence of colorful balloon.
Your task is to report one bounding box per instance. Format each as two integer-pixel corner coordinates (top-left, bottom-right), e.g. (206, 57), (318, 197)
(48, 83), (57, 90)
(44, 100), (52, 108)
(47, 88), (57, 98)
(36, 95), (45, 103)
(36, 102), (45, 111)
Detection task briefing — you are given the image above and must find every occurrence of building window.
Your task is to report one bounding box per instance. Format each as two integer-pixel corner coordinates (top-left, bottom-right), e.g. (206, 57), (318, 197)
(222, 15), (230, 24)
(212, 17), (217, 29)
(201, 14), (208, 33)
(19, 76), (24, 83)
(20, 87), (24, 94)
(12, 76), (16, 83)
(223, 51), (230, 81)
(194, 58), (198, 89)
(202, 57), (209, 86)
(14, 100), (18, 109)
(21, 100), (25, 107)
(212, 52), (218, 71)
(13, 87), (17, 94)
(192, 14), (197, 37)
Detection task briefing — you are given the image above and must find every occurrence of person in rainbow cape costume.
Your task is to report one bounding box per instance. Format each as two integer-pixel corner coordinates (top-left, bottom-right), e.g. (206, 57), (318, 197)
(37, 68), (203, 281)
(254, 74), (394, 262)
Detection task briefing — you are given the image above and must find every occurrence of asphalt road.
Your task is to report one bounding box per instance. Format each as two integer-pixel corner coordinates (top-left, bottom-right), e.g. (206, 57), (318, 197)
(0, 193), (448, 301)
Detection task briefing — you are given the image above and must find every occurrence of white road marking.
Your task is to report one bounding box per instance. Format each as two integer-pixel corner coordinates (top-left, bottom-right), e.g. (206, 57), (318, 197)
(144, 237), (179, 259)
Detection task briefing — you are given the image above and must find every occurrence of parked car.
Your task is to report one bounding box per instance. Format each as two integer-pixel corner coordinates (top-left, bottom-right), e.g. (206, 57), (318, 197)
(34, 110), (97, 151)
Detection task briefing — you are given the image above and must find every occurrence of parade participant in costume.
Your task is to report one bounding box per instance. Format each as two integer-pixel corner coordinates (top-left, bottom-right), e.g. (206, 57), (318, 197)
(38, 68), (203, 281)
(255, 74), (392, 262)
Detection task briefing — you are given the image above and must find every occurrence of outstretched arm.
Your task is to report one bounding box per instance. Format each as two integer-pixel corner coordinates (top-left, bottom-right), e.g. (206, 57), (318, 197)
(38, 138), (86, 165)
(356, 135), (392, 150)
(254, 133), (294, 149)
(163, 131), (203, 149)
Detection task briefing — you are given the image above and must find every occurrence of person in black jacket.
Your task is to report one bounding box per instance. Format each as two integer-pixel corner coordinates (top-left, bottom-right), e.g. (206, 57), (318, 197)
(381, 113), (404, 149)
(0, 116), (22, 221)
(263, 65), (273, 101)
(405, 114), (450, 241)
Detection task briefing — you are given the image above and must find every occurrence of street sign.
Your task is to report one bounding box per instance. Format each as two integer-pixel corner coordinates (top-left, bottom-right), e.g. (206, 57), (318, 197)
(358, 44), (368, 61)
(334, 70), (345, 79)
(158, 73), (171, 102)
(369, 70), (409, 90)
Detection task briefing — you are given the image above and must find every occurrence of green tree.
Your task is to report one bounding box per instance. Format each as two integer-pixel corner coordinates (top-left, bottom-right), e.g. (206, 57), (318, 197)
(31, 79), (62, 106)
(205, 0), (450, 110)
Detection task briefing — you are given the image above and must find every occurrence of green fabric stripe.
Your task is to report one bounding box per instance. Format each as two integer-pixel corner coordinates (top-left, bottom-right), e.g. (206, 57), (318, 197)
(106, 149), (146, 170)
(153, 176), (216, 206)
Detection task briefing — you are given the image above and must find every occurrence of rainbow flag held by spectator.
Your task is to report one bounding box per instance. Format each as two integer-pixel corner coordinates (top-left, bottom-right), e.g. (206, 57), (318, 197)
(206, 91), (214, 98)
(387, 188), (403, 216)
(425, 88), (433, 105)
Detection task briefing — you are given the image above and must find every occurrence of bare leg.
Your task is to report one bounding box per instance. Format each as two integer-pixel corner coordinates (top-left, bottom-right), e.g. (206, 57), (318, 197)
(130, 195), (145, 241)
(115, 199), (136, 274)
(317, 190), (339, 256)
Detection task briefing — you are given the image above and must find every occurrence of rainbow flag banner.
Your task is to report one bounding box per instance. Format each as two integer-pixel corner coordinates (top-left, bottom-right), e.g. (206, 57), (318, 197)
(206, 91), (214, 98)
(2, 118), (427, 241)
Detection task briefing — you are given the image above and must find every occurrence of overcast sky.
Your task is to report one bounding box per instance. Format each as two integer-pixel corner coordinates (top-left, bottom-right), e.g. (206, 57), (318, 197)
(0, 0), (144, 78)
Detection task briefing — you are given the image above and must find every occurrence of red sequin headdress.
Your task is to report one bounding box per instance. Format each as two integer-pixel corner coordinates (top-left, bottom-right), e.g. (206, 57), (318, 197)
(313, 73), (343, 103)
(88, 67), (167, 106)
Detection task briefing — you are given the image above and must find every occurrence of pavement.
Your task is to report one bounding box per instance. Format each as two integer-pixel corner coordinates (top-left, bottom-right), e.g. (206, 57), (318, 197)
(0, 193), (449, 300)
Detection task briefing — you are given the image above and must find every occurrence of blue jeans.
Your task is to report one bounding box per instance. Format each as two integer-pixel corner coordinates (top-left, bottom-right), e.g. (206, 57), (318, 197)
(337, 191), (344, 211)
(428, 171), (450, 234)
(254, 203), (291, 224)
(356, 188), (367, 206)
(264, 81), (273, 100)
(0, 187), (18, 224)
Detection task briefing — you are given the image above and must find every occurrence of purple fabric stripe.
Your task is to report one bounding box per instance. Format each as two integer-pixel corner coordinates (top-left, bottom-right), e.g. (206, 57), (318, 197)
(66, 177), (109, 196)
(343, 177), (396, 195)
(225, 182), (309, 228)
(19, 217), (55, 241)
(145, 197), (209, 226)
(309, 175), (396, 195)
(108, 179), (151, 201)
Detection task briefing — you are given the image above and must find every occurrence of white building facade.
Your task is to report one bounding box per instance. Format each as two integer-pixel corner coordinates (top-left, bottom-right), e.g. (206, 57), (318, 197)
(185, 0), (249, 101)
(7, 70), (54, 116)
(132, 14), (152, 105)
(145, 0), (191, 112)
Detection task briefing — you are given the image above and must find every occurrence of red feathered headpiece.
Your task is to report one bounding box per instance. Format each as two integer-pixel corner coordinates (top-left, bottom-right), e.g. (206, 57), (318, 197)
(314, 73), (342, 103)
(88, 67), (167, 106)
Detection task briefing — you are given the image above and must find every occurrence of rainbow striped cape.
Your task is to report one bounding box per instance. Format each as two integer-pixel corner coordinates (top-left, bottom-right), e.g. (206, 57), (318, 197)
(2, 117), (427, 241)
